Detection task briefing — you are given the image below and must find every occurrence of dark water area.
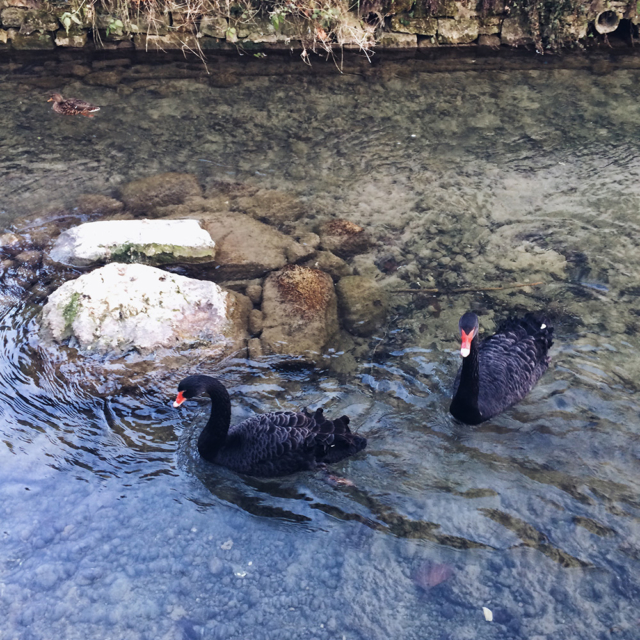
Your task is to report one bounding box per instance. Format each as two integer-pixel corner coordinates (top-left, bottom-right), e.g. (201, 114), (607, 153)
(1, 49), (640, 639)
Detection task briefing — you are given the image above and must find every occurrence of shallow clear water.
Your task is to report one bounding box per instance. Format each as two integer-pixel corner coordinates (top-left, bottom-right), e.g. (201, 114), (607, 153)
(1, 52), (640, 639)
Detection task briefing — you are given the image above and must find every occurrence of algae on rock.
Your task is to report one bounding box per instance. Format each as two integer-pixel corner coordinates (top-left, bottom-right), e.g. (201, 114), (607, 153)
(260, 265), (339, 362)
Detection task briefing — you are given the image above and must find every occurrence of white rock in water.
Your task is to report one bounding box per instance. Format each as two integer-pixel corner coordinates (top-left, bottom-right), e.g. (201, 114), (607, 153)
(49, 219), (216, 267)
(39, 262), (249, 355)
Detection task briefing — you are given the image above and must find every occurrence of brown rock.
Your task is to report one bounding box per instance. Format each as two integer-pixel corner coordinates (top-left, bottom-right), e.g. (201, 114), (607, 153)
(120, 172), (202, 215)
(1, 7), (25, 27)
(317, 219), (373, 259)
(245, 284), (263, 305)
(201, 211), (313, 280)
(14, 250), (41, 267)
(247, 337), (263, 359)
(55, 28), (87, 48)
(199, 15), (227, 38)
(295, 233), (320, 250)
(261, 265), (338, 361)
(249, 309), (264, 335)
(303, 250), (353, 281)
(0, 232), (25, 250)
(478, 34), (500, 48)
(19, 9), (57, 34)
(10, 31), (53, 48)
(378, 32), (417, 48)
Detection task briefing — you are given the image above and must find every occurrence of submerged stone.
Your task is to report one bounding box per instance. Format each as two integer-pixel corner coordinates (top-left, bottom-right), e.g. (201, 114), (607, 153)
(74, 194), (124, 216)
(48, 219), (216, 267)
(39, 262), (250, 356)
(120, 172), (202, 214)
(336, 276), (389, 337)
(232, 189), (305, 224)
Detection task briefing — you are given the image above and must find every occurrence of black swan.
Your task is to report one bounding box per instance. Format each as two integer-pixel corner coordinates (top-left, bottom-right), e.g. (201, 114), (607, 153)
(173, 375), (366, 477)
(449, 312), (553, 425)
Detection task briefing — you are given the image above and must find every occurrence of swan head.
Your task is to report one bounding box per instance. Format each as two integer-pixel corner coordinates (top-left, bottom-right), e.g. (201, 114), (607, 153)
(174, 375), (214, 407)
(174, 375), (229, 408)
(458, 312), (479, 358)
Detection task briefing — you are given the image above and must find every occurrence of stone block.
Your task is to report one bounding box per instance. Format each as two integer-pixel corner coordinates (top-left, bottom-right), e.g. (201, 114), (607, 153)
(501, 16), (533, 46)
(133, 32), (198, 50)
(49, 219), (216, 268)
(199, 15), (227, 38)
(437, 17), (479, 44)
(378, 31), (418, 48)
(55, 28), (87, 47)
(391, 13), (437, 36)
(1, 7), (25, 27)
(478, 16), (501, 35)
(19, 10), (58, 34)
(11, 31), (53, 49)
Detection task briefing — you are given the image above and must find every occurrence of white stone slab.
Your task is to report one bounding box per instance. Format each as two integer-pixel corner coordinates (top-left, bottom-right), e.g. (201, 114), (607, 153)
(49, 219), (216, 267)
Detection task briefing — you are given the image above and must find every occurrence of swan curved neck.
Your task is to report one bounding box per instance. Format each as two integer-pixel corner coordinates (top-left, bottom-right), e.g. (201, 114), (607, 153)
(451, 335), (483, 423)
(460, 337), (480, 400)
(197, 380), (232, 461)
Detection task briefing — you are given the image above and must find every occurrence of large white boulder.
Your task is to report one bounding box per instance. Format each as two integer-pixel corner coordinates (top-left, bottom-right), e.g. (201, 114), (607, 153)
(49, 219), (216, 267)
(39, 262), (250, 356)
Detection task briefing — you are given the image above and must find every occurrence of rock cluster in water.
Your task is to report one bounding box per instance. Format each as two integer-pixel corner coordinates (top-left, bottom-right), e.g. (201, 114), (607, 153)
(32, 171), (389, 382)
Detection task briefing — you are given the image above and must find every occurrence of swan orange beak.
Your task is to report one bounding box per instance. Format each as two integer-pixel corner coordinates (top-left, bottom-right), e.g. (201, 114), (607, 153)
(460, 329), (474, 358)
(47, 97), (53, 102)
(173, 391), (186, 408)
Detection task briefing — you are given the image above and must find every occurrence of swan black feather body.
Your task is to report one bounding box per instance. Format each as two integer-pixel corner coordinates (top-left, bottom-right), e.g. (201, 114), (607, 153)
(450, 312), (553, 425)
(174, 375), (366, 477)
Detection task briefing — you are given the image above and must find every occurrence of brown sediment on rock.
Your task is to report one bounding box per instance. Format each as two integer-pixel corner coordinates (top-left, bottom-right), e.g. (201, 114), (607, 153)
(322, 219), (365, 236)
(274, 265), (334, 319)
(317, 219), (373, 259)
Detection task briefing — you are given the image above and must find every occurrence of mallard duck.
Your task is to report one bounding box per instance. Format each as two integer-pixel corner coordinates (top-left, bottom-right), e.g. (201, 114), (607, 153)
(48, 93), (100, 118)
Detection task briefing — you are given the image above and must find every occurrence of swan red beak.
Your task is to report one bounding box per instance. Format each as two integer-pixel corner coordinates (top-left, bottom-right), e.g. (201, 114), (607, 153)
(173, 391), (186, 408)
(460, 329), (474, 358)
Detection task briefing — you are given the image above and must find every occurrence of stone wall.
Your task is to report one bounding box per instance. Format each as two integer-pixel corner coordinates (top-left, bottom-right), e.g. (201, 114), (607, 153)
(0, 0), (638, 53)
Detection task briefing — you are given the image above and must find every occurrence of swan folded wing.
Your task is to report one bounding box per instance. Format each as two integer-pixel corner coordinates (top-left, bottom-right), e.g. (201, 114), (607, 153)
(478, 330), (550, 416)
(221, 411), (326, 476)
